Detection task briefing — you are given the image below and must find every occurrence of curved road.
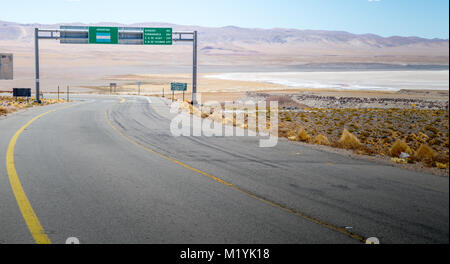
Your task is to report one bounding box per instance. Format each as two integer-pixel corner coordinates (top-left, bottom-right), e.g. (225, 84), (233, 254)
(0, 95), (448, 244)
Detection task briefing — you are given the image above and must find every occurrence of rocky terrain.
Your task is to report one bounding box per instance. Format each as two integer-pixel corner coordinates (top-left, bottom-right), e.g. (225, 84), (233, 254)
(292, 94), (449, 110)
(241, 91), (449, 110)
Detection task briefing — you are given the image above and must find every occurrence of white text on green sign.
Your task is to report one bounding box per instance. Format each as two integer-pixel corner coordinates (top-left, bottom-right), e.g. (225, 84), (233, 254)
(144, 28), (173, 45)
(171, 83), (187, 91)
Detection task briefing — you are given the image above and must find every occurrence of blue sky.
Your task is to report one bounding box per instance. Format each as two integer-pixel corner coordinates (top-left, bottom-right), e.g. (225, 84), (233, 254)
(1, 0), (448, 39)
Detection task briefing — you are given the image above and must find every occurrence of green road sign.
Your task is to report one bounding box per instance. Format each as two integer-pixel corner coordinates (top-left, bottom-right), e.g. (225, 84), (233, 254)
(171, 82), (187, 91)
(144, 28), (172, 45)
(89, 27), (119, 44)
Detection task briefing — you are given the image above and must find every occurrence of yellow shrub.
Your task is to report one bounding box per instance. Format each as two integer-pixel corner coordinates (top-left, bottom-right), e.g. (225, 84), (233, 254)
(287, 129), (297, 137)
(391, 158), (407, 164)
(436, 162), (448, 169)
(418, 132), (429, 142)
(339, 129), (361, 149)
(297, 127), (311, 142)
(314, 134), (330, 145)
(286, 129), (299, 141)
(389, 140), (413, 157)
(415, 144), (435, 161)
(0, 106), (7, 115)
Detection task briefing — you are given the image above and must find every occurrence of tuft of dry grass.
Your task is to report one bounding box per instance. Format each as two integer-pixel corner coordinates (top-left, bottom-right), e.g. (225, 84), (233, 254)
(391, 157), (408, 164)
(288, 136), (298, 141)
(286, 128), (299, 141)
(415, 144), (435, 161)
(314, 134), (330, 146)
(297, 127), (311, 142)
(339, 129), (361, 149)
(389, 140), (413, 157)
(0, 106), (7, 115)
(436, 162), (448, 169)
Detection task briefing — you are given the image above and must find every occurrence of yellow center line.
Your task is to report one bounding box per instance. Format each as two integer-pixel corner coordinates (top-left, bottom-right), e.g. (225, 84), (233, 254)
(105, 109), (367, 243)
(6, 103), (79, 244)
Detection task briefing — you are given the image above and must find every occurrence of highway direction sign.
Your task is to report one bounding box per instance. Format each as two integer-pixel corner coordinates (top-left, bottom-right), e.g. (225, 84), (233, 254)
(144, 28), (173, 45)
(89, 27), (119, 44)
(43, 27), (197, 103)
(60, 26), (174, 46)
(171, 82), (187, 91)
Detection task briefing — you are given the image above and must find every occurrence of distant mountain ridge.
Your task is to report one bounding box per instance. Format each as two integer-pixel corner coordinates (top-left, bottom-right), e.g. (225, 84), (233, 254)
(0, 20), (448, 65)
(0, 20), (447, 47)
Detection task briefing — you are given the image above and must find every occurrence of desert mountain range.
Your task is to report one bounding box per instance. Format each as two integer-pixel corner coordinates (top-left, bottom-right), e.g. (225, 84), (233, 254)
(1, 20), (448, 65)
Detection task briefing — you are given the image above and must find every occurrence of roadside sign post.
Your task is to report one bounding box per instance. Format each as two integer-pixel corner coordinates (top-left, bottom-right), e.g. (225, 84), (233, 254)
(110, 83), (117, 94)
(192, 31), (197, 105)
(34, 26), (198, 104)
(57, 85), (60, 100)
(138, 81), (141, 95)
(67, 85), (69, 102)
(171, 82), (187, 102)
(34, 28), (40, 103)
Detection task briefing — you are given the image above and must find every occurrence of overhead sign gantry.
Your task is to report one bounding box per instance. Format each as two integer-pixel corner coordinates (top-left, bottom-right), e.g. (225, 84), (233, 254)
(34, 26), (198, 103)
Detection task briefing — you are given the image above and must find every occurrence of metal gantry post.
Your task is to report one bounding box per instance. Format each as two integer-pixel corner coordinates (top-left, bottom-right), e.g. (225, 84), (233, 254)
(34, 28), (40, 103)
(34, 28), (60, 103)
(192, 31), (198, 105)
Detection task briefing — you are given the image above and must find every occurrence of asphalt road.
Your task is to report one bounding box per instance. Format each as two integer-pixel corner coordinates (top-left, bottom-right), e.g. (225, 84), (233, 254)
(0, 95), (448, 244)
